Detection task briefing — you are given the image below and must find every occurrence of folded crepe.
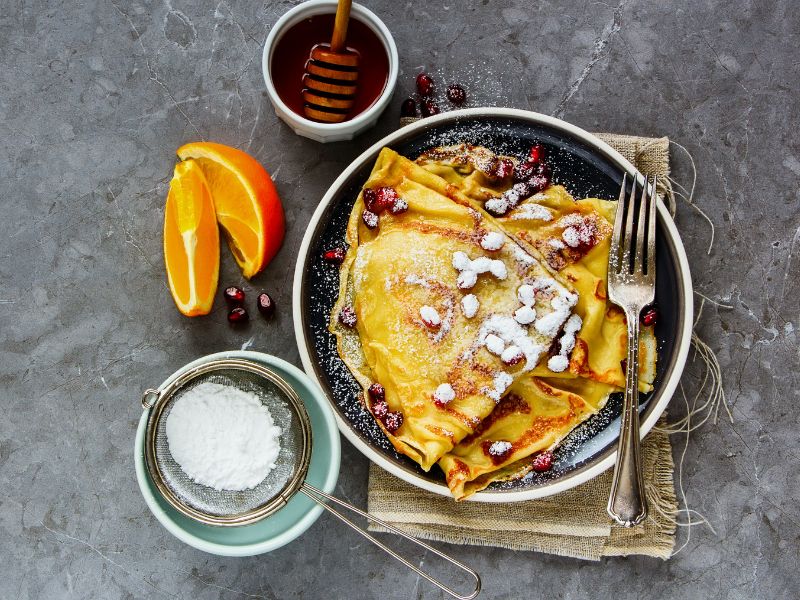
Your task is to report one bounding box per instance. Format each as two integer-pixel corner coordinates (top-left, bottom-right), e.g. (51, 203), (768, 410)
(330, 144), (658, 500)
(330, 148), (582, 471)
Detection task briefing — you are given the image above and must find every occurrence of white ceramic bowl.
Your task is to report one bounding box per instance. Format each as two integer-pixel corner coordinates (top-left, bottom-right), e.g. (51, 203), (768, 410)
(262, 0), (398, 143)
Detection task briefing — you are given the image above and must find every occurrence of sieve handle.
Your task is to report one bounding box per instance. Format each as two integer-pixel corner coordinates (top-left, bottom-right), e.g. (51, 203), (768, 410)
(299, 483), (481, 600)
(142, 388), (160, 409)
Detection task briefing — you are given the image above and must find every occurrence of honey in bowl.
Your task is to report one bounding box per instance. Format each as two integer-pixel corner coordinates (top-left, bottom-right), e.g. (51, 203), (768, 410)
(271, 14), (389, 123)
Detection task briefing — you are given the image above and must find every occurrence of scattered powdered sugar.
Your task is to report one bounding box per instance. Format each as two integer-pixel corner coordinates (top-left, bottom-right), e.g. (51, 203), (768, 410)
(560, 314), (583, 353)
(479, 314), (547, 372)
(514, 245), (535, 265)
(485, 334), (505, 355)
(558, 213), (586, 228)
(547, 355), (570, 373)
(433, 383), (456, 404)
(404, 273), (431, 288)
(489, 260), (507, 280)
(548, 314), (583, 373)
(165, 382), (281, 491)
(549, 238), (567, 249)
(510, 204), (553, 221)
(493, 372), (513, 396)
(420, 305), (441, 327)
(471, 256), (493, 273)
(432, 298), (454, 343)
(457, 270), (478, 289)
(529, 277), (578, 338)
(480, 232), (505, 251)
(517, 284), (536, 306)
(562, 226), (581, 248)
(461, 294), (479, 318)
(513, 305), (537, 325)
(452, 251), (472, 272)
(501, 345), (523, 364)
(452, 251), (508, 288)
(482, 386), (501, 403)
(488, 440), (512, 456)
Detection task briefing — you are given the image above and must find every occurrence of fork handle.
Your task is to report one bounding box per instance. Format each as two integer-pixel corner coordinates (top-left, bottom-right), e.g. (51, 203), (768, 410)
(607, 308), (648, 527)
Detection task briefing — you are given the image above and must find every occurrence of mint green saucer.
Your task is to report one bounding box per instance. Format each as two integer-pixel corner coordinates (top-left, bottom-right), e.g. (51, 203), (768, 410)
(134, 351), (341, 556)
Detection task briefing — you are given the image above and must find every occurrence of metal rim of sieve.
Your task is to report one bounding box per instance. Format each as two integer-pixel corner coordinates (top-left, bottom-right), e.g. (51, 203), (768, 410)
(141, 358), (313, 527)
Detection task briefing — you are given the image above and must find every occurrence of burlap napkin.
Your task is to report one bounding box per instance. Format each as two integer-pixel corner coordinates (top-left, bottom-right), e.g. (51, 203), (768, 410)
(367, 131), (678, 561)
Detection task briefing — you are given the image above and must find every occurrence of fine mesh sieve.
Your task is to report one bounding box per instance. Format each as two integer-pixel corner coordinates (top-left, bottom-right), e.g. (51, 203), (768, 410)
(142, 358), (480, 600)
(142, 359), (312, 526)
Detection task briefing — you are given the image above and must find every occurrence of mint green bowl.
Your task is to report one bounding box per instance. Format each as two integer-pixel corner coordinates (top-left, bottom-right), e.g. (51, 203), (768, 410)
(134, 351), (341, 556)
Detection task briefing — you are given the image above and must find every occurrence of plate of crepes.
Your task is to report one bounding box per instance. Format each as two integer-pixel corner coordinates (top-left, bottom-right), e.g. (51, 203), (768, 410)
(293, 108), (692, 501)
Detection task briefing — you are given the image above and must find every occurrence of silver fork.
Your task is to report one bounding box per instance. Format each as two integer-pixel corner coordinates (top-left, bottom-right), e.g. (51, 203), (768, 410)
(606, 173), (658, 527)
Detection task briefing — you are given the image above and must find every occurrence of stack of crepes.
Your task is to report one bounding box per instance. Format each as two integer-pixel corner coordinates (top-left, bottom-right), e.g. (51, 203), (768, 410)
(330, 144), (656, 500)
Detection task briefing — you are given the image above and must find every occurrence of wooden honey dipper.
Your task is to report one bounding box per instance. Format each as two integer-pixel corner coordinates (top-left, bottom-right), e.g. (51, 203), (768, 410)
(302, 0), (359, 123)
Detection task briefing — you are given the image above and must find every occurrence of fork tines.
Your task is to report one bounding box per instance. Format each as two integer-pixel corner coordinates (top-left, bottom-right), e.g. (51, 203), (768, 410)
(611, 173), (658, 280)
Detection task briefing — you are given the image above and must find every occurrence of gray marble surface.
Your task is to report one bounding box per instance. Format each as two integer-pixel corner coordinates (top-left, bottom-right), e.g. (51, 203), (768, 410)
(1, 0), (798, 598)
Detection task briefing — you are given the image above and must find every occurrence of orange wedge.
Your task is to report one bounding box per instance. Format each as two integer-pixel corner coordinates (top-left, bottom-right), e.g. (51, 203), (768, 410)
(163, 159), (220, 316)
(176, 142), (285, 279)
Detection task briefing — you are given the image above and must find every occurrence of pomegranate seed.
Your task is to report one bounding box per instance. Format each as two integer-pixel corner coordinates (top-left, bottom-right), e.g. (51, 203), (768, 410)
(421, 97), (439, 117)
(400, 98), (417, 118)
(256, 292), (275, 318)
(502, 348), (525, 366)
(384, 410), (403, 433)
(528, 174), (550, 194)
(488, 440), (513, 461)
(227, 307), (248, 324)
(641, 306), (660, 327)
(339, 305), (357, 328)
(224, 286), (245, 305)
(374, 187), (399, 212)
(506, 180), (535, 203)
(492, 158), (514, 179)
(446, 84), (466, 104)
(389, 197), (409, 215)
(323, 246), (346, 264)
(532, 450), (553, 472)
(362, 210), (379, 229)
(420, 306), (441, 328)
(363, 188), (377, 211)
(372, 400), (389, 420)
(532, 162), (551, 178)
(416, 73), (434, 96)
(528, 143), (546, 163)
(368, 382), (386, 402)
(484, 199), (511, 217)
(512, 161), (535, 182)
